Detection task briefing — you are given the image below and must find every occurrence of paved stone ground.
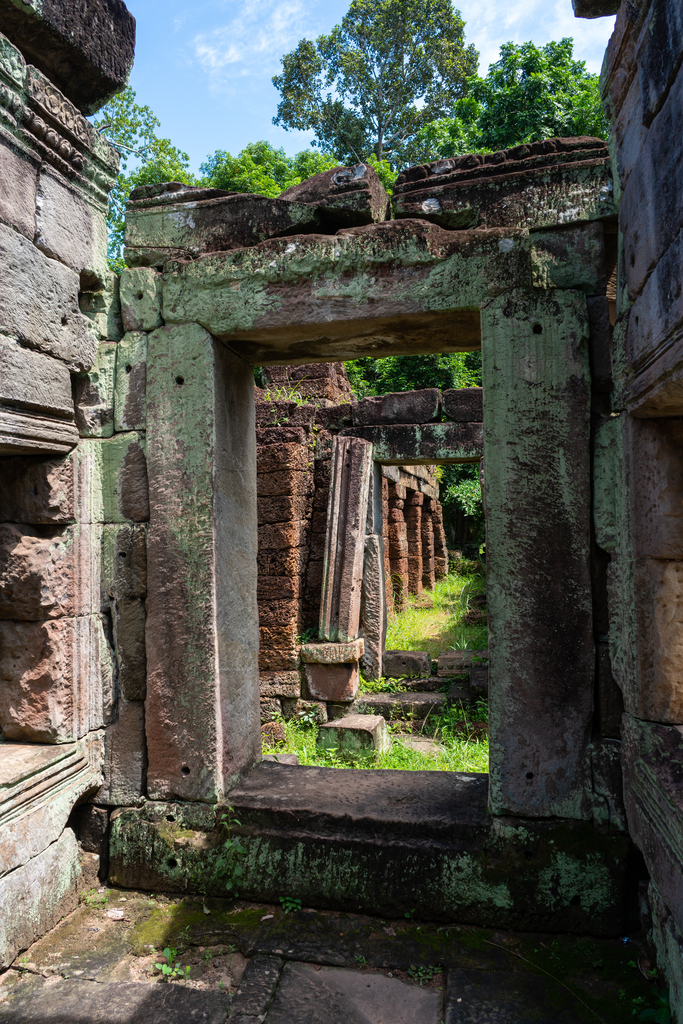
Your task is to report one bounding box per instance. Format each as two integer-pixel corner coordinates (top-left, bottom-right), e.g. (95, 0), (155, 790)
(0, 889), (658, 1023)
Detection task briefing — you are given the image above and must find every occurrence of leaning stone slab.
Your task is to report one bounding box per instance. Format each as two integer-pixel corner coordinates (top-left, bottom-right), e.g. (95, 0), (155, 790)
(0, 222), (97, 372)
(341, 422), (483, 464)
(279, 162), (389, 225)
(317, 714), (391, 757)
(0, 827), (84, 968)
(392, 137), (615, 229)
(352, 388), (442, 426)
(383, 650), (431, 678)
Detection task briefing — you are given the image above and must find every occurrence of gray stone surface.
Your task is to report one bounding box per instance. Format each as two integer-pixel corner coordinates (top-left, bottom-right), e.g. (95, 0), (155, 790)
(96, 699), (146, 806)
(445, 968), (589, 1022)
(355, 692), (445, 720)
(0, 222), (97, 373)
(80, 273), (122, 343)
(0, 336), (75, 419)
(114, 332), (148, 432)
(230, 954), (283, 1018)
(383, 650), (431, 678)
(353, 389), (442, 426)
(442, 387), (483, 423)
(0, 137), (39, 241)
(342, 422), (483, 465)
(72, 341), (117, 438)
(120, 267), (163, 332)
(0, 455), (75, 524)
(0, 828), (83, 967)
(359, 535), (387, 681)
(35, 167), (108, 285)
(111, 598), (146, 701)
(317, 714), (391, 757)
(0, 975), (232, 1023)
(265, 962), (441, 1024)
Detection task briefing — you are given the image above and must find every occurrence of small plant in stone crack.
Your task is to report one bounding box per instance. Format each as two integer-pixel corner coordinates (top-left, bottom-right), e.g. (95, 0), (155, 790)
(279, 895), (302, 914)
(640, 990), (671, 1024)
(154, 946), (191, 981)
(296, 705), (320, 728)
(213, 807), (246, 898)
(408, 964), (443, 986)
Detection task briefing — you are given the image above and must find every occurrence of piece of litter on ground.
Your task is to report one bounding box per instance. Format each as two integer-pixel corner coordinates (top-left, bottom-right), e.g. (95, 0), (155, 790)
(261, 914), (274, 921)
(118, 897), (127, 902)
(203, 905), (211, 915)
(107, 909), (125, 920)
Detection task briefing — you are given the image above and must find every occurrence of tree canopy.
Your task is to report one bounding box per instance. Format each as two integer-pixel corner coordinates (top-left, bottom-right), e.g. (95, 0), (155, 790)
(272, 0), (478, 164)
(406, 38), (609, 166)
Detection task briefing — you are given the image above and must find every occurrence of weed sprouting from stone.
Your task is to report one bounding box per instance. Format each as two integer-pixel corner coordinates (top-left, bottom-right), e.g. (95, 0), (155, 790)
(213, 808), (246, 898)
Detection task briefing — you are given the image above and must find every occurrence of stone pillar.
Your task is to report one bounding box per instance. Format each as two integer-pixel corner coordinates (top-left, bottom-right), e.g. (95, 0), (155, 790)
(359, 463), (387, 681)
(145, 323), (260, 802)
(482, 289), (593, 819)
(421, 498), (436, 591)
(387, 483), (409, 611)
(405, 490), (424, 596)
(381, 475), (394, 618)
(319, 436), (373, 642)
(433, 500), (449, 579)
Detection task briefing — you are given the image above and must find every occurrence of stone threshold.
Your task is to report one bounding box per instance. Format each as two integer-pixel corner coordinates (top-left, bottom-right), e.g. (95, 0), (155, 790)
(110, 763), (633, 937)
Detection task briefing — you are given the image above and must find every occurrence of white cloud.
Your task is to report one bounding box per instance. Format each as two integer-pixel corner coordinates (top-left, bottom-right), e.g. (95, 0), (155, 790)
(192, 0), (311, 88)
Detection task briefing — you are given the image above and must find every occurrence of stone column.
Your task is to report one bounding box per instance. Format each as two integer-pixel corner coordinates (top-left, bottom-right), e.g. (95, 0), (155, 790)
(405, 490), (424, 596)
(359, 463), (387, 681)
(482, 289), (593, 819)
(421, 498), (436, 591)
(319, 436), (373, 643)
(381, 475), (394, 618)
(433, 500), (449, 579)
(145, 323), (260, 802)
(387, 483), (409, 611)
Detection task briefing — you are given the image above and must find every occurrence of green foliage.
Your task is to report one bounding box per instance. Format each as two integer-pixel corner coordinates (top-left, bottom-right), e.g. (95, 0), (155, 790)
(345, 351), (481, 398)
(409, 38), (609, 165)
(408, 963), (443, 985)
(200, 141), (338, 198)
(91, 87), (195, 272)
(213, 808), (246, 897)
(272, 0), (478, 164)
(279, 895), (303, 914)
(640, 991), (671, 1024)
(154, 946), (191, 981)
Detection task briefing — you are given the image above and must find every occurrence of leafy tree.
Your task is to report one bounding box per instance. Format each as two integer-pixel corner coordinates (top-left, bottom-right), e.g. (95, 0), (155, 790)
(406, 38), (609, 166)
(92, 87), (195, 272)
(272, 0), (478, 165)
(200, 142), (338, 198)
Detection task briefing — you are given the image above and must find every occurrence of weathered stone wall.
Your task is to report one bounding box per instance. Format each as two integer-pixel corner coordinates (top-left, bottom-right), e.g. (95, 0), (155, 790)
(0, 2), (134, 966)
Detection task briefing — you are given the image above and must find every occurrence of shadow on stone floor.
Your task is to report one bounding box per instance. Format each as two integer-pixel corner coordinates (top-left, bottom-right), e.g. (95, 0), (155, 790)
(0, 889), (659, 1023)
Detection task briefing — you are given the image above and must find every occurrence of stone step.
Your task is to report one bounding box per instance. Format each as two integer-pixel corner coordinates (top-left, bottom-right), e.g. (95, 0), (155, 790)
(355, 692), (445, 719)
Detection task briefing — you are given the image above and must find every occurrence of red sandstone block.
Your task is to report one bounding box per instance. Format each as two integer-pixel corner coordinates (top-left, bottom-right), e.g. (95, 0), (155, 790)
(308, 532), (327, 561)
(0, 455), (74, 523)
(258, 443), (310, 474)
(304, 662), (359, 702)
(258, 546), (308, 577)
(406, 491), (424, 507)
(258, 576), (304, 601)
(257, 493), (313, 525)
(442, 387), (483, 422)
(256, 425), (308, 446)
(257, 597), (303, 627)
(260, 670), (301, 698)
(352, 389), (442, 426)
(258, 520), (309, 552)
(257, 470), (312, 498)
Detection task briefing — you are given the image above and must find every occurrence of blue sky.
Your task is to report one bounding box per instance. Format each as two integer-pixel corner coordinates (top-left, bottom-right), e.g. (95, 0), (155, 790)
(126, 0), (616, 172)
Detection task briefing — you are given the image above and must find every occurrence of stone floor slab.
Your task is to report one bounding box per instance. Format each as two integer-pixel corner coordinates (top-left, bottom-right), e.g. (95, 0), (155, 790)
(0, 975), (231, 1024)
(264, 962), (442, 1024)
(445, 969), (594, 1023)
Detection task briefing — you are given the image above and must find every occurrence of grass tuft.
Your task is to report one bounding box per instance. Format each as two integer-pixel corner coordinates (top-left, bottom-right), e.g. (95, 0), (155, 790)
(385, 570), (488, 658)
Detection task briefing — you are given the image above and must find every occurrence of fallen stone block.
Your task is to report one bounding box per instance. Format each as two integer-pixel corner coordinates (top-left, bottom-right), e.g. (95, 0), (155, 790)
(470, 662), (489, 698)
(114, 332), (148, 431)
(261, 721), (286, 745)
(352, 388), (442, 426)
(72, 340), (117, 437)
(228, 953), (283, 1020)
(260, 697), (282, 723)
(300, 639), (365, 663)
(279, 162), (389, 225)
(383, 650), (431, 678)
(437, 650), (488, 676)
(443, 387), (483, 422)
(317, 714), (391, 757)
(355, 692), (446, 720)
(281, 699), (327, 724)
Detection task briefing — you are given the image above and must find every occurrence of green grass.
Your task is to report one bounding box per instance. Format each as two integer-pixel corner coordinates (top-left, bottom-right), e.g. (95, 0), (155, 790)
(263, 713), (489, 773)
(385, 569), (489, 658)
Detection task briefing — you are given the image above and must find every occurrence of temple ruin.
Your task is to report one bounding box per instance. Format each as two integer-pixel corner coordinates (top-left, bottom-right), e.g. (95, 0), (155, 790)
(2, 0), (683, 1017)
